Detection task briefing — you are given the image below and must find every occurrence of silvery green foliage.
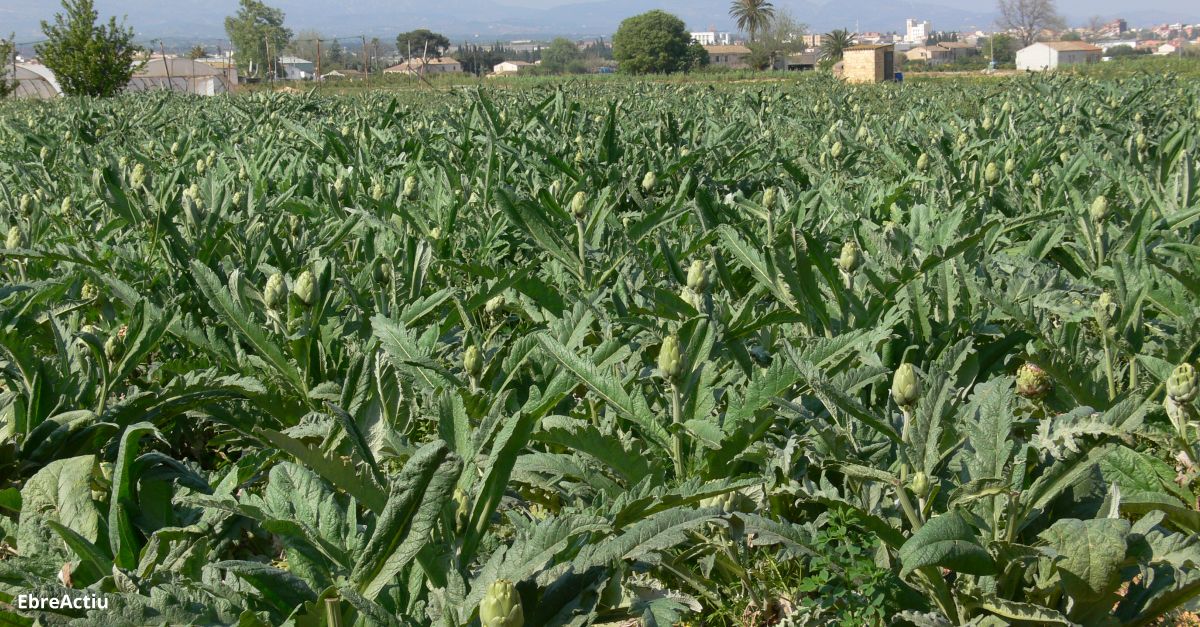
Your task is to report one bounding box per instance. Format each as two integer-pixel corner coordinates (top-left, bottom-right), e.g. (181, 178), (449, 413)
(1, 72), (1199, 625)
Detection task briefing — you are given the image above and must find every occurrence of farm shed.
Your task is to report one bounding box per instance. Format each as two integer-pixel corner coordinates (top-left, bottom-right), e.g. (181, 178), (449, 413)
(4, 63), (62, 99)
(126, 58), (233, 96)
(384, 57), (463, 76)
(906, 45), (950, 66)
(704, 45), (752, 69)
(782, 53), (818, 71)
(842, 44), (895, 83)
(492, 60), (531, 75)
(278, 56), (315, 80)
(1015, 41), (1102, 71)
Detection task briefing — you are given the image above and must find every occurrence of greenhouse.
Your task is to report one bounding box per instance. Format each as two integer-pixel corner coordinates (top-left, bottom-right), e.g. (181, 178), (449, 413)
(3, 63), (62, 99)
(126, 58), (233, 96)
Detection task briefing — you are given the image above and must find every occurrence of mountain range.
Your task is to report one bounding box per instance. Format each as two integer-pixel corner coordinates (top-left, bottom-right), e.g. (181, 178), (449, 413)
(1, 0), (1194, 43)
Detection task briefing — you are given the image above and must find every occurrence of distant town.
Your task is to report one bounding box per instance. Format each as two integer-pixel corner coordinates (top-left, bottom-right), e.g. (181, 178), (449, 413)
(3, 0), (1199, 98)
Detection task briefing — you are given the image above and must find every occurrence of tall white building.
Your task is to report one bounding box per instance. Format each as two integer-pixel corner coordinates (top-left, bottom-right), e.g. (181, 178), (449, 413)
(691, 31), (732, 46)
(905, 19), (931, 44)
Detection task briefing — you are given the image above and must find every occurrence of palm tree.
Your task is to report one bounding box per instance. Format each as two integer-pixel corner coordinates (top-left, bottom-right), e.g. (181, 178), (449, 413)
(819, 28), (856, 61)
(728, 0), (776, 44)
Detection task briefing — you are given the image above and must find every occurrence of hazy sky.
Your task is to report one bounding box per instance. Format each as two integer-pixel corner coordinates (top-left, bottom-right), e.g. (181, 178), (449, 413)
(499, 0), (1192, 12)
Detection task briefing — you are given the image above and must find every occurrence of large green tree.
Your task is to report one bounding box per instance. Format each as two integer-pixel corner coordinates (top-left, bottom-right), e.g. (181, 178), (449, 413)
(224, 0), (292, 78)
(396, 29), (450, 59)
(612, 10), (693, 75)
(541, 38), (584, 74)
(729, 0), (776, 44)
(35, 0), (139, 97)
(0, 36), (15, 99)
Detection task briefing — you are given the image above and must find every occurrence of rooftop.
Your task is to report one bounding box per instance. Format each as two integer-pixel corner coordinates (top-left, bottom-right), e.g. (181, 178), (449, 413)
(1038, 41), (1103, 52)
(845, 43), (894, 51)
(704, 45), (752, 54)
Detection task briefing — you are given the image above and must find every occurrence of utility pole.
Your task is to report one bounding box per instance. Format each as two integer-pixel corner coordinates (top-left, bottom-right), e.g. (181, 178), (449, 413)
(160, 41), (172, 90)
(362, 35), (369, 89)
(316, 37), (321, 82)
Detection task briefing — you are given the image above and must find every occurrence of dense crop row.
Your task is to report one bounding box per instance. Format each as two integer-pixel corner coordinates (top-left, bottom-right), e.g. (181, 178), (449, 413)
(2, 73), (1200, 625)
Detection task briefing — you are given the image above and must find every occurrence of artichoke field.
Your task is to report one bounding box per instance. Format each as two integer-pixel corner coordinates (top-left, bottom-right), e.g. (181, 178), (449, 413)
(2, 72), (1200, 625)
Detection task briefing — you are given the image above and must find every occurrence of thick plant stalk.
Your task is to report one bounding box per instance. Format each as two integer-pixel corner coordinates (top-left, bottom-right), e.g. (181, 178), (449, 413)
(576, 219), (587, 286)
(671, 382), (684, 478)
(325, 598), (343, 627)
(1102, 334), (1117, 401)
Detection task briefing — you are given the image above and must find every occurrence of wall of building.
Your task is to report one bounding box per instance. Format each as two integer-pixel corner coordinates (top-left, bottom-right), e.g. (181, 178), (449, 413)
(843, 49), (883, 83)
(1016, 45), (1055, 71)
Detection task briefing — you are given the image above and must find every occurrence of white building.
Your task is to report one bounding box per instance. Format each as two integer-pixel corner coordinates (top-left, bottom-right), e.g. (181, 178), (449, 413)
(691, 31), (732, 46)
(492, 60), (531, 74)
(1095, 39), (1139, 52)
(278, 56), (315, 80)
(1015, 41), (1102, 71)
(905, 19), (931, 44)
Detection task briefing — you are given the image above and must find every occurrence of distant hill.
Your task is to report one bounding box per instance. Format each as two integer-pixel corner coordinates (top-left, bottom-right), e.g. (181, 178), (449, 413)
(2, 0), (1194, 43)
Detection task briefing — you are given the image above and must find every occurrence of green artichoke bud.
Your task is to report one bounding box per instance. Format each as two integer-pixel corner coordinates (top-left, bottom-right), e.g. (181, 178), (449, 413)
(294, 270), (316, 307)
(485, 294), (506, 314)
(130, 163), (146, 188)
(981, 115), (993, 131)
(956, 132), (969, 148)
(1135, 132), (1147, 151)
(403, 175), (418, 200)
(264, 273), (287, 310)
(454, 487), (470, 531)
(104, 333), (123, 362)
(641, 171), (657, 193)
(910, 472), (931, 498)
(464, 345), (483, 380)
(60, 197), (73, 216)
(169, 142), (180, 156)
(891, 363), (921, 408)
(916, 152), (929, 172)
(1016, 363), (1051, 399)
(40, 146), (50, 161)
(1031, 172), (1042, 188)
(1058, 124), (1069, 136)
(1089, 195), (1109, 224)
(370, 180), (385, 201)
(333, 176), (345, 197)
(829, 141), (844, 159)
(19, 194), (32, 214)
(1166, 363), (1198, 404)
(838, 240), (861, 273)
(81, 282), (99, 301)
(479, 579), (523, 627)
(570, 191), (587, 221)
(762, 187), (777, 211)
(5, 226), (22, 250)
(429, 227), (441, 240)
(195, 159), (206, 176)
(1004, 158), (1016, 175)
(658, 335), (682, 381)
(686, 260), (710, 293)
(984, 162), (1000, 186)
(1094, 291), (1114, 327)
(701, 490), (755, 514)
